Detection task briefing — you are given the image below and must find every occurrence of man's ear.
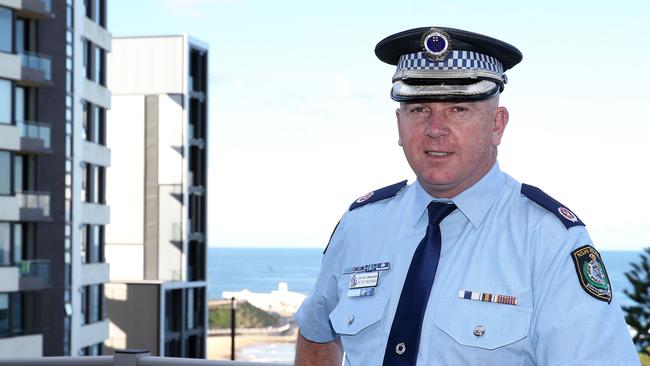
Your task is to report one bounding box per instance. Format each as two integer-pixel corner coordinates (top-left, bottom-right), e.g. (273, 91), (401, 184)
(492, 106), (509, 146)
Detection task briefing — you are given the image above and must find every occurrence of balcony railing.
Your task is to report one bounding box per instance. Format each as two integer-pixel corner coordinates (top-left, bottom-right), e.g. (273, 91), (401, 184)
(16, 259), (50, 290)
(20, 51), (52, 84)
(16, 191), (50, 217)
(17, 120), (52, 150)
(19, 0), (53, 17)
(0, 350), (292, 366)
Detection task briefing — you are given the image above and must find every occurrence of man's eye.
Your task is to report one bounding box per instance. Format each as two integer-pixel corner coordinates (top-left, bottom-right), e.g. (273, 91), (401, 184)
(410, 107), (426, 113)
(451, 106), (468, 113)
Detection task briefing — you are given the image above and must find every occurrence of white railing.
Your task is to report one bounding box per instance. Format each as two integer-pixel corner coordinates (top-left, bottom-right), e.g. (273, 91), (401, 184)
(0, 350), (291, 366)
(17, 120), (52, 149)
(20, 51), (52, 82)
(16, 191), (50, 217)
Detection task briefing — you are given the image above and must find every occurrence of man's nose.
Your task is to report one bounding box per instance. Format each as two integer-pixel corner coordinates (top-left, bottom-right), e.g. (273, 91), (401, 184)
(424, 111), (449, 139)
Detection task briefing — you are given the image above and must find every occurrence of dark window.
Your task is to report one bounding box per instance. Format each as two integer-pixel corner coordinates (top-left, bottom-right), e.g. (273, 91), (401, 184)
(0, 293), (9, 337)
(188, 240), (206, 281)
(82, 225), (104, 263)
(83, 102), (105, 145)
(0, 151), (11, 195)
(80, 225), (87, 263)
(0, 7), (12, 53)
(0, 79), (12, 125)
(80, 342), (103, 356)
(81, 284), (103, 325)
(165, 289), (183, 333)
(0, 223), (9, 266)
(85, 0), (106, 27)
(81, 163), (88, 202)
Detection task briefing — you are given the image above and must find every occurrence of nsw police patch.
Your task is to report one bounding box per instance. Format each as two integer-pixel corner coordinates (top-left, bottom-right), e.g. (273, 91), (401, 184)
(571, 245), (612, 304)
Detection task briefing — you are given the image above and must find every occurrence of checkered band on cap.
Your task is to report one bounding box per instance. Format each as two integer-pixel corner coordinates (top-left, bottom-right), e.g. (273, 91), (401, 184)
(397, 50), (504, 74)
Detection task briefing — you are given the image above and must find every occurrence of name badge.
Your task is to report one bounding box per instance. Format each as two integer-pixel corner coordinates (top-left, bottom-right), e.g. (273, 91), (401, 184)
(349, 271), (379, 289)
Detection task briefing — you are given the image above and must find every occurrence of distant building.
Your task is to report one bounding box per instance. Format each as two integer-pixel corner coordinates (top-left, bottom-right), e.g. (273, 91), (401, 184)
(0, 0), (111, 357)
(223, 282), (307, 316)
(104, 35), (208, 358)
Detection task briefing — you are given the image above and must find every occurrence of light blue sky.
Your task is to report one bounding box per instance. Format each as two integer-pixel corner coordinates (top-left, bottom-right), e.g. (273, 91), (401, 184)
(109, 0), (650, 250)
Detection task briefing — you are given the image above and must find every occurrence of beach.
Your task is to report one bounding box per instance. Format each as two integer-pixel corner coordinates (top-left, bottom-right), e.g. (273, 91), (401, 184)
(207, 330), (297, 362)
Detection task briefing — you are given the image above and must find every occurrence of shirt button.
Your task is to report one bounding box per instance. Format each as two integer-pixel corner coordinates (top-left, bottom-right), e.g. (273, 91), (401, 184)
(395, 342), (406, 355)
(473, 325), (486, 337)
(347, 315), (355, 325)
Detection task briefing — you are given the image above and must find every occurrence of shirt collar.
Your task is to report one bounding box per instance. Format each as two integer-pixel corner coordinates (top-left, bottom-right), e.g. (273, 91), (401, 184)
(406, 162), (506, 228)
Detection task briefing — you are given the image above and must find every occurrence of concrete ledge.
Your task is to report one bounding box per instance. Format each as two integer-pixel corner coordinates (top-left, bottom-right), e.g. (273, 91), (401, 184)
(81, 202), (110, 225)
(82, 79), (111, 109)
(82, 17), (112, 52)
(81, 262), (110, 286)
(0, 196), (19, 221)
(82, 141), (111, 167)
(0, 266), (19, 292)
(0, 124), (20, 151)
(0, 0), (21, 10)
(0, 334), (43, 358)
(0, 52), (21, 80)
(79, 319), (109, 349)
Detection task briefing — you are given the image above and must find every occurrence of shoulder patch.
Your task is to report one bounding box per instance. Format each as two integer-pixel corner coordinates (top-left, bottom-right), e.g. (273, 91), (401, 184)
(521, 183), (585, 229)
(349, 180), (408, 211)
(571, 245), (612, 304)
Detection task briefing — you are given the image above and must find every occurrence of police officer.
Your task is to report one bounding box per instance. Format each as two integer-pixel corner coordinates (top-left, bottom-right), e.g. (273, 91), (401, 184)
(294, 26), (640, 365)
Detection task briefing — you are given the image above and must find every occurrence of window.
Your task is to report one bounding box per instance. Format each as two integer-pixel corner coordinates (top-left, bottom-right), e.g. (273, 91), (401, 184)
(82, 285), (103, 325)
(81, 163), (88, 201)
(82, 163), (105, 204)
(0, 223), (9, 266)
(83, 102), (105, 145)
(0, 7), (12, 53)
(80, 225), (87, 263)
(0, 151), (11, 195)
(81, 225), (103, 263)
(83, 41), (106, 86)
(80, 343), (103, 356)
(0, 79), (12, 125)
(0, 294), (8, 338)
(85, 0), (106, 27)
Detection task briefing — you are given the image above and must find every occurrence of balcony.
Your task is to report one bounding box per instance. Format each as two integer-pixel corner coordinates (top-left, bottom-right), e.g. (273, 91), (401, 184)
(15, 0), (53, 19)
(16, 259), (49, 290)
(17, 120), (51, 153)
(19, 52), (52, 86)
(0, 349), (291, 365)
(16, 191), (50, 221)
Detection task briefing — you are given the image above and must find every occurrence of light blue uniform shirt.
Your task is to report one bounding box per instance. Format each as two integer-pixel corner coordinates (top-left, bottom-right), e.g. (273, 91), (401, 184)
(295, 162), (639, 365)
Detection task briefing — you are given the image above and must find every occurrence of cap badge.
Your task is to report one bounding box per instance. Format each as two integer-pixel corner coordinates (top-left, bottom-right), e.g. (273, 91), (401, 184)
(421, 28), (452, 61)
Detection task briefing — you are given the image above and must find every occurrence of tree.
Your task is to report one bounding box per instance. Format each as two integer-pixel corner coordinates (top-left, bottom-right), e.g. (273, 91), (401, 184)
(623, 247), (650, 356)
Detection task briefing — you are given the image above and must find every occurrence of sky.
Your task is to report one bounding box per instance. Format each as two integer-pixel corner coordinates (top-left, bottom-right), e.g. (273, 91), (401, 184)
(109, 0), (650, 250)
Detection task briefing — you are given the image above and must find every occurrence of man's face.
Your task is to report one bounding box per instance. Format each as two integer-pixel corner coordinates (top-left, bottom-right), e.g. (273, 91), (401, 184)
(396, 97), (509, 198)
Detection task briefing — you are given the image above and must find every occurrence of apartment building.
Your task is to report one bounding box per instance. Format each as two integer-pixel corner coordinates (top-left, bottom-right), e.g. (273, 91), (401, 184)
(0, 0), (111, 357)
(104, 35), (208, 358)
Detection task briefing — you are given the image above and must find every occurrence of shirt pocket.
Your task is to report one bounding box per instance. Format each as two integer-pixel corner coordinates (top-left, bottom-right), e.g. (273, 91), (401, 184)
(329, 295), (389, 335)
(434, 299), (532, 350)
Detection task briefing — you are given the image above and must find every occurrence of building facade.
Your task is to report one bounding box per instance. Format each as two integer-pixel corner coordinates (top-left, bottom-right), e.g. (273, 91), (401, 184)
(0, 0), (111, 357)
(104, 35), (208, 358)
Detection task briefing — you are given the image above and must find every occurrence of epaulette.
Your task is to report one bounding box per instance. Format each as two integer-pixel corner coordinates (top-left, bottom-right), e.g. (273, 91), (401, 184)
(349, 180), (408, 211)
(521, 183), (585, 229)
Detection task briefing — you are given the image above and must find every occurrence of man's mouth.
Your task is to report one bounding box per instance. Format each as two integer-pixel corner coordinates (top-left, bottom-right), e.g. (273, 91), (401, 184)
(426, 151), (450, 157)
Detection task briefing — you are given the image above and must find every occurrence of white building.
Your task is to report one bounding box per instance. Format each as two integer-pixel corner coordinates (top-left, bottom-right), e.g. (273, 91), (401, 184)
(104, 35), (209, 358)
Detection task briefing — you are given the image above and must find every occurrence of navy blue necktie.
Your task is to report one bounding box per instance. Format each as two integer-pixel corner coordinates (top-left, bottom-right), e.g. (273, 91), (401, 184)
(383, 201), (457, 366)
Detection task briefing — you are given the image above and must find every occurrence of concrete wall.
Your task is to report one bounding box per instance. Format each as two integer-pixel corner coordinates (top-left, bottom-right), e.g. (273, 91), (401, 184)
(0, 124), (20, 151)
(0, 196), (19, 221)
(104, 283), (160, 355)
(0, 266), (19, 292)
(0, 334), (43, 358)
(108, 36), (184, 95)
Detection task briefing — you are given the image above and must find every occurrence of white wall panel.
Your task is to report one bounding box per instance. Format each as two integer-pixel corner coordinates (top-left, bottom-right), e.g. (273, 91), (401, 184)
(0, 334), (42, 357)
(108, 37), (184, 95)
(157, 94), (184, 185)
(0, 52), (20, 80)
(0, 196), (18, 221)
(0, 267), (19, 292)
(105, 95), (144, 245)
(79, 320), (109, 349)
(0, 124), (20, 151)
(105, 245), (143, 281)
(82, 141), (111, 167)
(81, 262), (110, 286)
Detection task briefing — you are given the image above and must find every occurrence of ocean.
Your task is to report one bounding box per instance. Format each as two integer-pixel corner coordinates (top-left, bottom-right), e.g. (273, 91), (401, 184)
(208, 247), (643, 306)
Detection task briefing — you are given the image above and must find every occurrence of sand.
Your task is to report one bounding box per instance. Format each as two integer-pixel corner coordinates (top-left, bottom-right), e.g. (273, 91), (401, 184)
(207, 332), (297, 361)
